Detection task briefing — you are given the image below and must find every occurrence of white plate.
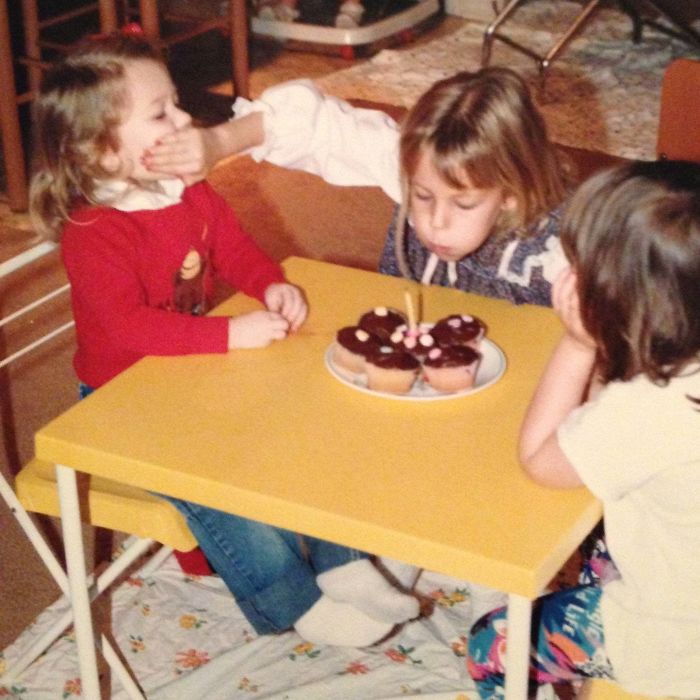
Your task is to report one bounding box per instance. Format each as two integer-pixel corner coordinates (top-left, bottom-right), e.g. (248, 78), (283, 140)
(324, 338), (507, 401)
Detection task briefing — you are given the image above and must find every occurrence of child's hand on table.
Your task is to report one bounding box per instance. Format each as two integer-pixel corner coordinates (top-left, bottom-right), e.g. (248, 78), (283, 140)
(227, 284), (307, 349)
(265, 283), (308, 332)
(227, 311), (290, 349)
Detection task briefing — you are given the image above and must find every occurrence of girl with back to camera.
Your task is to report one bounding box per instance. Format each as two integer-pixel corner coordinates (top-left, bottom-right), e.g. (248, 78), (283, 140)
(468, 159), (700, 698)
(146, 68), (572, 306)
(30, 31), (423, 648)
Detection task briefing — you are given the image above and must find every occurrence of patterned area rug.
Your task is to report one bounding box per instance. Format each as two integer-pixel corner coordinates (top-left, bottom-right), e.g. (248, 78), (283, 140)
(0, 553), (520, 699)
(317, 1), (700, 160)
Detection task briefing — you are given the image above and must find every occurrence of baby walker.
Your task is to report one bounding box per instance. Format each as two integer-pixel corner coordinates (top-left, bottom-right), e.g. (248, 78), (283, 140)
(252, 0), (441, 59)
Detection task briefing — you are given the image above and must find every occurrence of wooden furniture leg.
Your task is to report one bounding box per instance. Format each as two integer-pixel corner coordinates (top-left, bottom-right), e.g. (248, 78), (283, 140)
(230, 0), (250, 99)
(137, 0), (250, 98)
(137, 0), (160, 39)
(98, 0), (119, 32)
(1, 0), (120, 212)
(0, 0), (29, 211)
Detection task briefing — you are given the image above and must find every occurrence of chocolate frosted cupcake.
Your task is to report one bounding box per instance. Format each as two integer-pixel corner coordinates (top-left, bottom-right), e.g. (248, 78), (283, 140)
(365, 348), (421, 395)
(333, 326), (383, 374)
(430, 314), (485, 349)
(423, 345), (482, 393)
(389, 323), (437, 360)
(358, 306), (407, 343)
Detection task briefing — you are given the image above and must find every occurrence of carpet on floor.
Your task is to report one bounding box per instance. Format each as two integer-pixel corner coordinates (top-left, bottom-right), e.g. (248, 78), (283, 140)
(315, 0), (700, 160)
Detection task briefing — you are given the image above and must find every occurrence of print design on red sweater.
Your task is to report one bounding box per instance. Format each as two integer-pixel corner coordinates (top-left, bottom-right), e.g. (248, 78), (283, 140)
(172, 247), (207, 316)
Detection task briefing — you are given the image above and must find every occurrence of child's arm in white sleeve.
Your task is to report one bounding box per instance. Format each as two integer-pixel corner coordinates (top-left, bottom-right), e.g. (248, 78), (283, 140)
(233, 79), (402, 203)
(146, 80), (402, 201)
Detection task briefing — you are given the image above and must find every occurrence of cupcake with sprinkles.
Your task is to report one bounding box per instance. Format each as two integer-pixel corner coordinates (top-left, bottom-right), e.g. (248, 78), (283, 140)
(430, 314), (485, 350)
(333, 326), (383, 374)
(365, 347), (421, 395)
(358, 306), (407, 343)
(389, 323), (437, 360)
(422, 345), (482, 393)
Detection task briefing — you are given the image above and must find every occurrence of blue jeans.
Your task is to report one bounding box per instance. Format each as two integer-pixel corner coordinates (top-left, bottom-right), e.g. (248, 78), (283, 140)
(79, 384), (369, 634)
(161, 495), (368, 634)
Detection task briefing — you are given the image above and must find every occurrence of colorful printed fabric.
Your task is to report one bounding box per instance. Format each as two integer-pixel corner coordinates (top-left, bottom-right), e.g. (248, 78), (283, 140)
(577, 522), (618, 587)
(467, 585), (615, 699)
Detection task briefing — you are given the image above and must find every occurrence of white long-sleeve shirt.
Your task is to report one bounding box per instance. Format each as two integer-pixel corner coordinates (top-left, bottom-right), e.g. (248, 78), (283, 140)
(233, 79), (403, 203)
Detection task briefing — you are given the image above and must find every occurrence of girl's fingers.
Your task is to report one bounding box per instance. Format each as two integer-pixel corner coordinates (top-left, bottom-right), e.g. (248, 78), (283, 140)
(553, 269), (577, 319)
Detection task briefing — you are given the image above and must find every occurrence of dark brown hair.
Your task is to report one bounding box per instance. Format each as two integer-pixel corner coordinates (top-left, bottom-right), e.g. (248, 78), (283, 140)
(29, 34), (164, 240)
(561, 159), (700, 384)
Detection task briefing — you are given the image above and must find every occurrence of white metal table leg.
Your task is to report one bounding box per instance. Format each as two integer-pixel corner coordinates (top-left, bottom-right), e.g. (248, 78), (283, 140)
(56, 464), (101, 699)
(504, 593), (532, 700)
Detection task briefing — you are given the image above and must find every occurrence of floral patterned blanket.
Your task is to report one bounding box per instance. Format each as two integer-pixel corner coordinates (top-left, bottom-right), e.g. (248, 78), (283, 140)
(2, 553), (553, 699)
(317, 1), (700, 161)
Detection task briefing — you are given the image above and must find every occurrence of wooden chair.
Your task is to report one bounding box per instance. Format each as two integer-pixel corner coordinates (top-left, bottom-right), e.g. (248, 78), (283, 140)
(482, 0), (700, 80)
(656, 57), (700, 163)
(0, 251), (197, 697)
(0, 0), (249, 213)
(130, 0), (250, 101)
(0, 0), (119, 212)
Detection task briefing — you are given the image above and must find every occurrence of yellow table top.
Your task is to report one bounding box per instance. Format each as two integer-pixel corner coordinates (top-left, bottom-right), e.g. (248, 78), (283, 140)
(36, 257), (601, 598)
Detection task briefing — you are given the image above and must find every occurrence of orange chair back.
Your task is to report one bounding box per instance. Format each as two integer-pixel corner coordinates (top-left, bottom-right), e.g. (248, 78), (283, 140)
(657, 58), (700, 162)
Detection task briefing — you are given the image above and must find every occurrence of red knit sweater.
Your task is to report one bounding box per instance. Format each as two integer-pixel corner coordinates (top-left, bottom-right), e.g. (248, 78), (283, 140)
(61, 181), (286, 388)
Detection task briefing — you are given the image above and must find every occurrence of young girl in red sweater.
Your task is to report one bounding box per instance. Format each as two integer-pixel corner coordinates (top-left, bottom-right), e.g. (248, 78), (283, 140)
(29, 32), (420, 647)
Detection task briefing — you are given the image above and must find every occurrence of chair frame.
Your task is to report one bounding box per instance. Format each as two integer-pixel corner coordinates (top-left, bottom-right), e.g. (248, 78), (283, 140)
(0, 245), (195, 696)
(0, 470), (170, 695)
(482, 0), (603, 78)
(0, 0), (249, 213)
(481, 0), (700, 81)
(126, 0), (249, 105)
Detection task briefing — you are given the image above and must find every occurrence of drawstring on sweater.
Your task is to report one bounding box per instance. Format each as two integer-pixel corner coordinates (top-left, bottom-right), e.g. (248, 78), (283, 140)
(420, 253), (458, 287)
(447, 261), (458, 286)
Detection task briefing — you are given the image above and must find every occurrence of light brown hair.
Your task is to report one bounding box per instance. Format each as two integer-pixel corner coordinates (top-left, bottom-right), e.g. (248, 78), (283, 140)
(395, 67), (569, 276)
(561, 159), (700, 384)
(29, 34), (164, 240)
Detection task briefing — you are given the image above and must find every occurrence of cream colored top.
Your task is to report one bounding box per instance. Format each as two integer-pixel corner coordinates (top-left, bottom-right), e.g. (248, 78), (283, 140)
(560, 367), (700, 697)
